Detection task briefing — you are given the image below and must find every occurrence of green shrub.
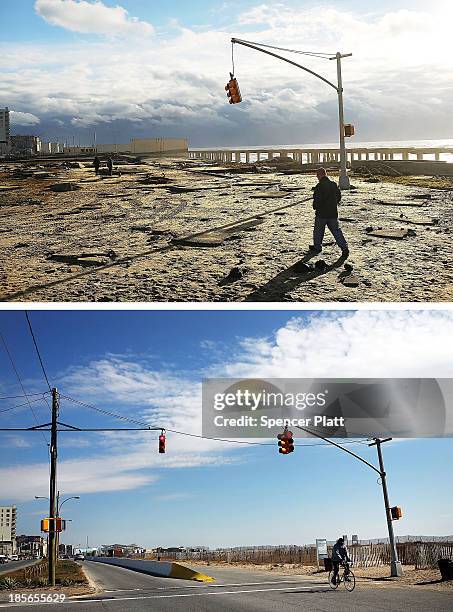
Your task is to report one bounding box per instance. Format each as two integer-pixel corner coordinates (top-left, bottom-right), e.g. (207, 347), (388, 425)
(0, 577), (19, 590)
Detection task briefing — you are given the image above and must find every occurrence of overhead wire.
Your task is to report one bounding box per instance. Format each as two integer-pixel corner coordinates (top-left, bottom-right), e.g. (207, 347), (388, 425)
(25, 311), (52, 393)
(0, 331), (49, 446)
(233, 39), (335, 59)
(0, 396), (47, 414)
(60, 393), (370, 448)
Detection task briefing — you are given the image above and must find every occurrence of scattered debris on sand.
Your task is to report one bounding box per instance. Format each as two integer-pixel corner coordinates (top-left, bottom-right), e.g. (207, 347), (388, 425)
(0, 154), (452, 302)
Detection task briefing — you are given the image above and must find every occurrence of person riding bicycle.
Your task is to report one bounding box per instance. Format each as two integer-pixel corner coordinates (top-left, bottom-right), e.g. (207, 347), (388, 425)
(331, 537), (351, 585)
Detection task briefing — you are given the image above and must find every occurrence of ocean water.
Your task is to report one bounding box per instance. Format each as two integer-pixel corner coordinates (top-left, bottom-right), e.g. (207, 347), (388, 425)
(193, 138), (453, 163)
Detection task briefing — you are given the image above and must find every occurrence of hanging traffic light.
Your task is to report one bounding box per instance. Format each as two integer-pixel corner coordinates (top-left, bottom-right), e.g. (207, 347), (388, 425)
(344, 124), (355, 137)
(159, 431), (166, 454)
(277, 430), (294, 455)
(225, 73), (242, 104)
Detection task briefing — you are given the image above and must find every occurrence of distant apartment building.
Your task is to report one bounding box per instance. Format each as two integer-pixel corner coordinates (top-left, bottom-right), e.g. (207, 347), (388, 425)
(0, 107), (11, 154)
(0, 506), (17, 555)
(10, 135), (41, 156)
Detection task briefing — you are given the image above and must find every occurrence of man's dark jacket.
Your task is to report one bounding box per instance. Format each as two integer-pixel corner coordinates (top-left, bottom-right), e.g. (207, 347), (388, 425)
(313, 176), (341, 218)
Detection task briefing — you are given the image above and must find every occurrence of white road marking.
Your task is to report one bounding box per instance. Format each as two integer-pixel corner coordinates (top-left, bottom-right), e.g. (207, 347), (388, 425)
(0, 584), (328, 607)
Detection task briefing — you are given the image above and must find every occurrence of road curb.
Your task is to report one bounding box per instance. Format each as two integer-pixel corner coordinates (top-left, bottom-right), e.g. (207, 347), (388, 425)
(88, 558), (215, 583)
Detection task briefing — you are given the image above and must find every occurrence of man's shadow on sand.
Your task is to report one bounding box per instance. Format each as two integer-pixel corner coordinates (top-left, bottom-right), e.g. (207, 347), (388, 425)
(243, 252), (349, 302)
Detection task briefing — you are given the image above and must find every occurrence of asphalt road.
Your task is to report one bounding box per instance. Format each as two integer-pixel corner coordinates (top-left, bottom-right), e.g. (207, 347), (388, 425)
(0, 560), (39, 576)
(0, 561), (452, 611)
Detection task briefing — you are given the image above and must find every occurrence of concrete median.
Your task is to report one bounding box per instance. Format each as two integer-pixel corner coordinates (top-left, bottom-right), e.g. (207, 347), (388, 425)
(88, 557), (214, 582)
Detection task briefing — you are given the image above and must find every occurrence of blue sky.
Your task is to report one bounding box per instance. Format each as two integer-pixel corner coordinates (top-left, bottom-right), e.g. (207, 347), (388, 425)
(1, 309), (452, 549)
(1, 0), (452, 146)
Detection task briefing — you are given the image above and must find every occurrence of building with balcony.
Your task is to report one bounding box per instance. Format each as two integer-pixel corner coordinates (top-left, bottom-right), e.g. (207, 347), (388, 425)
(0, 506), (17, 555)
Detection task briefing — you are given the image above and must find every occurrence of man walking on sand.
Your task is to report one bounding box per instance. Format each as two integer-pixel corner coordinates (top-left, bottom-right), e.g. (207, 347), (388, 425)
(93, 155), (100, 175)
(309, 167), (349, 258)
(107, 156), (113, 176)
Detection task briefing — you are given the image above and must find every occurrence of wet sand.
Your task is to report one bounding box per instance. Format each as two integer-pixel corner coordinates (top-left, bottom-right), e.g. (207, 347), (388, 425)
(0, 156), (452, 302)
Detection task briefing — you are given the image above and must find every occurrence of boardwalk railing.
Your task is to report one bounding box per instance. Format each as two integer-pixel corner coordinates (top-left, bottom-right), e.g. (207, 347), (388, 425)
(188, 147), (453, 165)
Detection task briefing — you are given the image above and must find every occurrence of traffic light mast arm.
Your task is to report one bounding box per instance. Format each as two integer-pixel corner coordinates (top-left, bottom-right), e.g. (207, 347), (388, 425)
(295, 425), (382, 476)
(231, 38), (339, 92)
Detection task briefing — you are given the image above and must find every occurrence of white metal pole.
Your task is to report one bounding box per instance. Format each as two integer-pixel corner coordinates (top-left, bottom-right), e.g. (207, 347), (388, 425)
(336, 52), (350, 190)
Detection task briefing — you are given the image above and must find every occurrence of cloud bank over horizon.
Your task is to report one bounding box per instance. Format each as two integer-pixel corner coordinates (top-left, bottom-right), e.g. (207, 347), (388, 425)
(1, 1), (452, 146)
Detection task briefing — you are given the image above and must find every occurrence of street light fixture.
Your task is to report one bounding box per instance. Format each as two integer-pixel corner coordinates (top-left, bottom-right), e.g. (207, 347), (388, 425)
(230, 38), (352, 189)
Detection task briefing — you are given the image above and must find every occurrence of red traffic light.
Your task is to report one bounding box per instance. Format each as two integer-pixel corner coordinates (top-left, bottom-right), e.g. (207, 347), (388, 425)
(277, 430), (294, 455)
(225, 77), (242, 104)
(159, 433), (166, 454)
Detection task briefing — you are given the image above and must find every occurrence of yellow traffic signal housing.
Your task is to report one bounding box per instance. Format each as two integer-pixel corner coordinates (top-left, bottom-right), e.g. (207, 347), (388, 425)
(41, 518), (50, 532)
(390, 506), (402, 520)
(344, 124), (355, 137)
(41, 517), (66, 532)
(225, 77), (242, 104)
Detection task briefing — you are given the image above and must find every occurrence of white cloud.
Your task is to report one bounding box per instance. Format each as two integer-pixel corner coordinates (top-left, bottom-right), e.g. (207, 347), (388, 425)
(34, 0), (154, 38)
(222, 311), (453, 379)
(1, 2), (452, 143)
(10, 111), (40, 126)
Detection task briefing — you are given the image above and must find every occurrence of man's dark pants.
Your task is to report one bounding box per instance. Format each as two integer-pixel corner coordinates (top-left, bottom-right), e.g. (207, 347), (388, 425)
(313, 217), (348, 251)
(332, 560), (340, 584)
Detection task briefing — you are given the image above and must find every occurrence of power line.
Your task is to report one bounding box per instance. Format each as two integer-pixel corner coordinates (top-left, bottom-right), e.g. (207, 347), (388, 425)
(234, 38), (335, 59)
(0, 392), (48, 400)
(60, 394), (370, 448)
(0, 396), (46, 414)
(60, 394), (151, 427)
(0, 332), (49, 446)
(25, 311), (52, 392)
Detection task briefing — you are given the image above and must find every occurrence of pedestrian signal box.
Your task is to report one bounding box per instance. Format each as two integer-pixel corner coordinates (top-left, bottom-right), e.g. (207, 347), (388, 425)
(41, 518), (66, 532)
(344, 124), (355, 137)
(390, 506), (403, 520)
(225, 76), (242, 104)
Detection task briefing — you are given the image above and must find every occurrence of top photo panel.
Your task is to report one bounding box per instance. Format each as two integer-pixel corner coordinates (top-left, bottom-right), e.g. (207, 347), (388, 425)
(1, 0), (452, 303)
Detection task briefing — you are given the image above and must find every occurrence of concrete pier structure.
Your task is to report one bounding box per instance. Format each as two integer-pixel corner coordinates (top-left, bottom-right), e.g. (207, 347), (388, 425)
(188, 146), (453, 165)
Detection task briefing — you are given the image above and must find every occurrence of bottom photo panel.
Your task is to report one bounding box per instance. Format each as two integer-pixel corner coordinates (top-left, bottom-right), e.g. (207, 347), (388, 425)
(0, 308), (452, 611)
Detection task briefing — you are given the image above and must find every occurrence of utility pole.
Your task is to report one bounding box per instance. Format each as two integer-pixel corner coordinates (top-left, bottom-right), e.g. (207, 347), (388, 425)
(296, 425), (404, 577)
(48, 388), (59, 587)
(332, 52), (352, 190)
(369, 438), (403, 577)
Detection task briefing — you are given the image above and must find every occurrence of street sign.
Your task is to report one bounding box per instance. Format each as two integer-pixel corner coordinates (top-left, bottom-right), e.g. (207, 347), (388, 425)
(316, 539), (328, 568)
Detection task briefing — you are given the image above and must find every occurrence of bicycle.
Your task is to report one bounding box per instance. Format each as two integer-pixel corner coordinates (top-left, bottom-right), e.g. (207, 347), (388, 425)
(329, 561), (356, 592)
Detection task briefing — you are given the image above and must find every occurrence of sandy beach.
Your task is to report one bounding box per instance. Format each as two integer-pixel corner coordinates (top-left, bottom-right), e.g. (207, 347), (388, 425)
(0, 156), (452, 302)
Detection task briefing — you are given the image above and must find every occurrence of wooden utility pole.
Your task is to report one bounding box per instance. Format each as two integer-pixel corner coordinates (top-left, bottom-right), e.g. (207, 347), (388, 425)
(48, 388), (59, 587)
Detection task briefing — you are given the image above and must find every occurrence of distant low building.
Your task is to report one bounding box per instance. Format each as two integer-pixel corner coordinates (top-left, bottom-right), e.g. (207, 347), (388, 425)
(11, 135), (41, 156)
(64, 138), (188, 156)
(17, 535), (46, 558)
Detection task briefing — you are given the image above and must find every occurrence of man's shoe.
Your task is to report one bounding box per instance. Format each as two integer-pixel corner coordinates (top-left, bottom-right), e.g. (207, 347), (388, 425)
(309, 245), (322, 253)
(342, 248), (350, 258)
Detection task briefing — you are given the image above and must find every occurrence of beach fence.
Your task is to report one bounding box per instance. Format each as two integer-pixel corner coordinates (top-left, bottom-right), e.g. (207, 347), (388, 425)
(154, 541), (453, 569)
(23, 560), (48, 580)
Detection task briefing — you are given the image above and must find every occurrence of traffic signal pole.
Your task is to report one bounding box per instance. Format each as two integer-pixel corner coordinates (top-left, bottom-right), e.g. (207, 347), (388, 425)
(369, 438), (403, 577)
(295, 425), (403, 577)
(332, 52), (351, 190)
(48, 388), (59, 587)
(231, 38), (352, 189)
